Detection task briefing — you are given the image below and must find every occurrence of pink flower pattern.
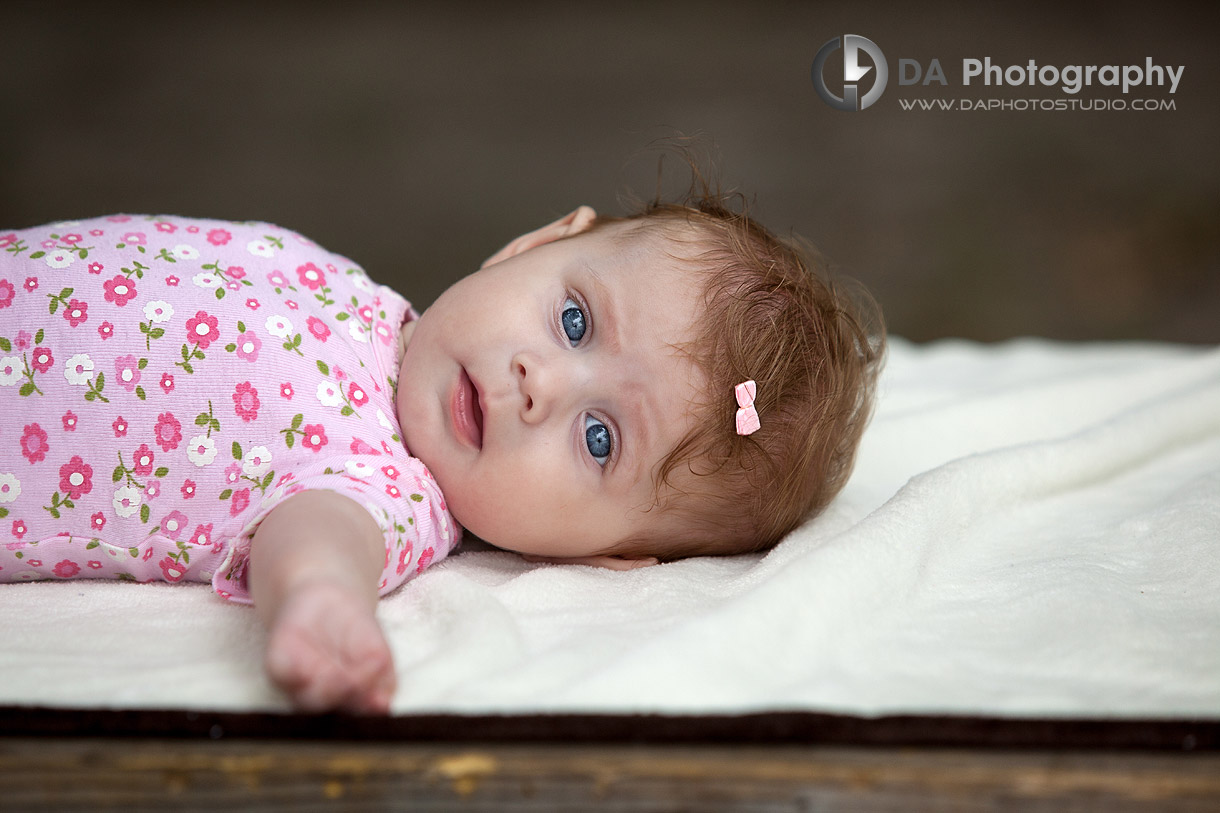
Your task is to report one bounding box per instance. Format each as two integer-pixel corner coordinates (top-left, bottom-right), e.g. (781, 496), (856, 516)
(103, 275), (138, 306)
(153, 412), (182, 450)
(232, 381), (260, 421)
(63, 298), (88, 326)
(0, 215), (456, 602)
(21, 423), (49, 463)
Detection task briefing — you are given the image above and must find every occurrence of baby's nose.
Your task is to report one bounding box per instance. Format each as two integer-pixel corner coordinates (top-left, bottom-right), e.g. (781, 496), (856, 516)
(513, 351), (577, 425)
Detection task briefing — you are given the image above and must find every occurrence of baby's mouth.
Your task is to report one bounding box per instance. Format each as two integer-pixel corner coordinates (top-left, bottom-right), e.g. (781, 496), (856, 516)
(471, 373), (484, 443)
(455, 367), (484, 449)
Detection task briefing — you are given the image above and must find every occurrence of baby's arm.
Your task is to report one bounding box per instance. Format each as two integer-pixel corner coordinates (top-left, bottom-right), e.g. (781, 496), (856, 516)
(248, 490), (395, 714)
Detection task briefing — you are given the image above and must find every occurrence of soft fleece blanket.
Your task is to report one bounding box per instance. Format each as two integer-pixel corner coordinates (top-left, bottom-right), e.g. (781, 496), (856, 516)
(1, 338), (1217, 718)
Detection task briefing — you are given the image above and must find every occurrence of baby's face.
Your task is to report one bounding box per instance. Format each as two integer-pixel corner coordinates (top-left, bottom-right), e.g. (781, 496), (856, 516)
(396, 217), (704, 564)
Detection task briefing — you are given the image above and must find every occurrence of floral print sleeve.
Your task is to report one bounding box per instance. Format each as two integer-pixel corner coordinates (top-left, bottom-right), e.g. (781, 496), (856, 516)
(0, 215), (459, 601)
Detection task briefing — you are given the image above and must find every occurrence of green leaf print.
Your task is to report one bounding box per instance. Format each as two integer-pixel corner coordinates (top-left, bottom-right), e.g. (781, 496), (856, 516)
(140, 504), (150, 523)
(43, 491), (66, 518)
(176, 343), (201, 374)
(317, 360), (330, 376)
(47, 287), (73, 316)
(0, 337), (9, 352)
(232, 441), (243, 461)
(84, 371), (110, 404)
(122, 260), (149, 279)
(35, 329), (44, 344)
(194, 401), (220, 435)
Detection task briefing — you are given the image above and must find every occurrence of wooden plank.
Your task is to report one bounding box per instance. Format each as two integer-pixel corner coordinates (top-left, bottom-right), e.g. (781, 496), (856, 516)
(1, 738), (1218, 811)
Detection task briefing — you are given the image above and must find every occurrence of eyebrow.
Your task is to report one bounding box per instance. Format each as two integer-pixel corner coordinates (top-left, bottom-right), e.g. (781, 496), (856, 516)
(585, 263), (620, 355)
(620, 384), (656, 487)
(584, 263), (654, 484)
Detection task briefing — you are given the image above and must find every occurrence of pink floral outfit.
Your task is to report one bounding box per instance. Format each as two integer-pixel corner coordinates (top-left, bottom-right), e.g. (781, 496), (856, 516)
(0, 215), (458, 601)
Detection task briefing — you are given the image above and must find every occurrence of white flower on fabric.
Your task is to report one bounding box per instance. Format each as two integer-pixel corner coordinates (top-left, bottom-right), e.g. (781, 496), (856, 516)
(186, 434), (218, 467)
(362, 500), (390, 532)
(0, 357), (20, 386)
(192, 271), (223, 289)
(51, 220), (82, 229)
(172, 243), (200, 260)
(348, 321), (369, 343)
(439, 511), (451, 544)
(0, 473), (21, 503)
(350, 274), (375, 294)
(376, 409), (394, 432)
(143, 300), (174, 323)
(242, 446), (272, 478)
(265, 314), (293, 338)
(345, 460), (374, 478)
(260, 485), (286, 509)
(64, 353), (95, 385)
(316, 380), (342, 407)
(112, 485), (142, 518)
(247, 239), (274, 258)
(44, 249), (75, 268)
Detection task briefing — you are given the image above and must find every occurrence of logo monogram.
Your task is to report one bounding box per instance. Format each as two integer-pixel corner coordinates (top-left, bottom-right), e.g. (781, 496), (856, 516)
(812, 35), (889, 111)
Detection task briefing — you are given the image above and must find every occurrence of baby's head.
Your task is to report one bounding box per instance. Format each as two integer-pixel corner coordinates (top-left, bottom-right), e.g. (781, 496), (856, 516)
(397, 183), (883, 568)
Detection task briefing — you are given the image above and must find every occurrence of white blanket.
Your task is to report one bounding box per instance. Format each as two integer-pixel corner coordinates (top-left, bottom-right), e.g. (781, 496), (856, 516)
(2, 338), (1217, 718)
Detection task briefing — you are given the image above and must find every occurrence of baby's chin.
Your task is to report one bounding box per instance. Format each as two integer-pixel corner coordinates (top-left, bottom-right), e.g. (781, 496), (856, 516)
(448, 530), (499, 553)
(446, 515), (530, 557)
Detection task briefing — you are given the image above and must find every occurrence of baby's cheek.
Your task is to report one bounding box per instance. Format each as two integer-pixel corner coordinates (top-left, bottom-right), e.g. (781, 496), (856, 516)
(443, 479), (528, 551)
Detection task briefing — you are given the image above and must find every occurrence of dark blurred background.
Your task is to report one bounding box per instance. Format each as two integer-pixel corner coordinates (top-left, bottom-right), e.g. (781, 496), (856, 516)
(3, 1), (1217, 343)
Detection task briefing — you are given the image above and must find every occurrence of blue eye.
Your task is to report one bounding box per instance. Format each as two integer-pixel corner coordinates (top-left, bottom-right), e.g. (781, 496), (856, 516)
(584, 415), (612, 465)
(561, 297), (586, 346)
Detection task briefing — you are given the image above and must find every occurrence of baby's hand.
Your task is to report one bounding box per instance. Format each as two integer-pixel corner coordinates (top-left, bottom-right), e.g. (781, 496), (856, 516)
(263, 580), (396, 714)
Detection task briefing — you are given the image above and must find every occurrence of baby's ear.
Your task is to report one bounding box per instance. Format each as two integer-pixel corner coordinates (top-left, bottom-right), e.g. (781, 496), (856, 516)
(480, 206), (597, 268)
(521, 553), (659, 571)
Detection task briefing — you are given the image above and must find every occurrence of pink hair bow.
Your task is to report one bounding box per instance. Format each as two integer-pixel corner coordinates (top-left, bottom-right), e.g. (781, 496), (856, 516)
(734, 380), (760, 436)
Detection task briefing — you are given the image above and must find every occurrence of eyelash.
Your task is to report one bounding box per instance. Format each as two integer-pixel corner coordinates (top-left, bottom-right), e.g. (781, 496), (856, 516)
(560, 294), (588, 347)
(559, 291), (619, 469)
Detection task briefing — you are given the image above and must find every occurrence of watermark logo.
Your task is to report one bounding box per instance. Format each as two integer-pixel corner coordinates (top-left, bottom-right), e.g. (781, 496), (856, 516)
(812, 35), (1183, 113)
(812, 35), (889, 111)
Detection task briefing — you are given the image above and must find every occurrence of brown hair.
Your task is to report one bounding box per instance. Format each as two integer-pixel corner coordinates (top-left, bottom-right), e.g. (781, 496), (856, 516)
(595, 172), (885, 560)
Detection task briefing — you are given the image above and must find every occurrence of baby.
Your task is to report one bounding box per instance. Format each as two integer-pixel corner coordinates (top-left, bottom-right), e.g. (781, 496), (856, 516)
(0, 186), (882, 713)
